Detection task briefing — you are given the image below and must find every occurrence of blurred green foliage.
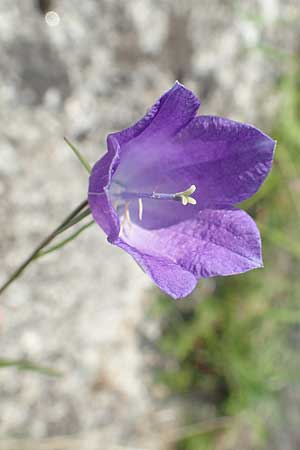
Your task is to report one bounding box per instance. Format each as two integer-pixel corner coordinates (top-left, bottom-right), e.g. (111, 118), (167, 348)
(0, 359), (62, 376)
(153, 67), (300, 450)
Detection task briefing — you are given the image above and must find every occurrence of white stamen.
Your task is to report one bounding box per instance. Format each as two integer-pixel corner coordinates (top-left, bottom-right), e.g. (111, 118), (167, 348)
(125, 202), (131, 226)
(138, 198), (143, 221)
(120, 202), (132, 235)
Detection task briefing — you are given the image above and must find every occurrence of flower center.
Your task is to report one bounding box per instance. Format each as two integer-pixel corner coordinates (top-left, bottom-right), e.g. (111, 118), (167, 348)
(115, 184), (197, 223)
(89, 183), (197, 226)
(119, 184), (197, 206)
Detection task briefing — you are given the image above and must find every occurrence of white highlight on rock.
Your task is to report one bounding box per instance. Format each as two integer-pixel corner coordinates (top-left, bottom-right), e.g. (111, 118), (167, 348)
(45, 11), (60, 27)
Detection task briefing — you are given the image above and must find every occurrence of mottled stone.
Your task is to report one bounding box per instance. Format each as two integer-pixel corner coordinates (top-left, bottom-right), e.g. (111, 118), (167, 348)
(0, 0), (294, 448)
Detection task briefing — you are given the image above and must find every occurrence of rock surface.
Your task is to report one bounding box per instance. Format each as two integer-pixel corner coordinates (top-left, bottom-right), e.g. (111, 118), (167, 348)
(0, 0), (294, 449)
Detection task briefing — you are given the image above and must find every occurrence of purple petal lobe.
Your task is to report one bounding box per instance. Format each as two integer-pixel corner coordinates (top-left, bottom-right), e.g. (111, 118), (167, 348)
(117, 208), (262, 287)
(169, 116), (276, 206)
(112, 82), (200, 185)
(110, 81), (200, 146)
(88, 137), (120, 241)
(116, 239), (197, 299)
(128, 115), (275, 205)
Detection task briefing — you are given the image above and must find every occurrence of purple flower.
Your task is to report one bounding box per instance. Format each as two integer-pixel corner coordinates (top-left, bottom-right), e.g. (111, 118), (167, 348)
(88, 82), (275, 299)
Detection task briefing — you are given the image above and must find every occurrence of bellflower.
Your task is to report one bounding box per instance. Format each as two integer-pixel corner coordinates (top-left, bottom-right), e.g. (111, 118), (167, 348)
(88, 83), (275, 299)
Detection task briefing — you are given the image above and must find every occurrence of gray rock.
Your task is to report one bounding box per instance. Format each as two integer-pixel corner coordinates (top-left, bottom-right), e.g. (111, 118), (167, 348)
(0, 0), (294, 448)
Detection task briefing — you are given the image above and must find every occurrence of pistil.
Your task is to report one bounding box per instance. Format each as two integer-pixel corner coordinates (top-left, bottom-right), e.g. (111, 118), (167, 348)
(119, 184), (197, 206)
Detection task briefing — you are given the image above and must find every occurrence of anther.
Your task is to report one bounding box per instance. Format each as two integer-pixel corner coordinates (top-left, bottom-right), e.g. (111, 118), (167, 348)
(174, 184), (197, 206)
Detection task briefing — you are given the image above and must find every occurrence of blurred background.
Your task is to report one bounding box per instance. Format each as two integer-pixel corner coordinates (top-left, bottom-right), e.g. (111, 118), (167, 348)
(0, 0), (300, 449)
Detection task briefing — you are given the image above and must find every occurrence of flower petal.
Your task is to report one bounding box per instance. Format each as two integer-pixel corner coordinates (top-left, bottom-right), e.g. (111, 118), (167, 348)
(88, 138), (120, 241)
(116, 239), (197, 299)
(110, 81), (200, 146)
(117, 208), (262, 289)
(111, 82), (200, 184)
(123, 116), (275, 225)
(170, 116), (276, 206)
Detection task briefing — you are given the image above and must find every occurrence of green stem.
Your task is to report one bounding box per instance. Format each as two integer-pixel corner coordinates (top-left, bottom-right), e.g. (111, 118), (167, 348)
(36, 220), (94, 258)
(0, 199), (88, 297)
(64, 137), (92, 173)
(58, 208), (91, 233)
(0, 358), (62, 376)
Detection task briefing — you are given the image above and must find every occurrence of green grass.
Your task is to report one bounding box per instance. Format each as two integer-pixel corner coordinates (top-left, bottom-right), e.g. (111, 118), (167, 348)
(152, 68), (300, 450)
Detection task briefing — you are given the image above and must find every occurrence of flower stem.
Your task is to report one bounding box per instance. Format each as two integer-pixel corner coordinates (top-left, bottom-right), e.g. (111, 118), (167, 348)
(0, 199), (89, 297)
(36, 220), (94, 258)
(57, 207), (91, 233)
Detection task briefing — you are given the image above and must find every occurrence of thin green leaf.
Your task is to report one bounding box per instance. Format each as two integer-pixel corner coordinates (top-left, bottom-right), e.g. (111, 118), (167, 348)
(0, 200), (88, 296)
(0, 359), (62, 376)
(64, 137), (92, 173)
(58, 208), (91, 234)
(36, 220), (94, 258)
